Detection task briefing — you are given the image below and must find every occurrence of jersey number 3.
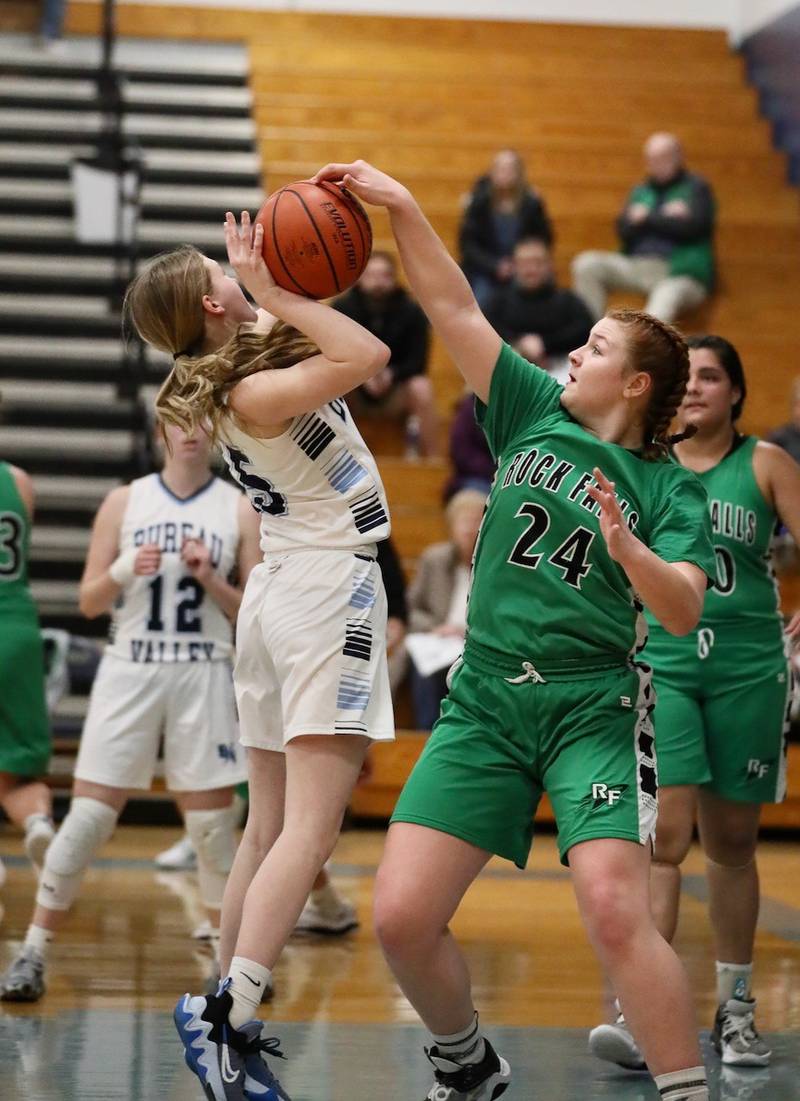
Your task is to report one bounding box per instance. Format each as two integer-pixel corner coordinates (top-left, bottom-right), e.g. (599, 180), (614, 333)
(508, 502), (596, 589)
(0, 511), (23, 580)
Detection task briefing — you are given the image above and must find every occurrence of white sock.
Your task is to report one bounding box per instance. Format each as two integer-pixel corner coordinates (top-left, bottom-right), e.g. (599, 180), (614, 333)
(431, 1012), (486, 1066)
(655, 1066), (708, 1100)
(24, 924), (54, 960)
(311, 879), (342, 907)
(226, 956), (271, 1030)
(716, 960), (752, 1004)
(24, 813), (52, 831)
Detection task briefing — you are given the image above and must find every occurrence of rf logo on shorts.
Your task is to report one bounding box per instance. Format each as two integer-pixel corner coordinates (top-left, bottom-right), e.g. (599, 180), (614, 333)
(588, 782), (628, 808)
(747, 758), (772, 780)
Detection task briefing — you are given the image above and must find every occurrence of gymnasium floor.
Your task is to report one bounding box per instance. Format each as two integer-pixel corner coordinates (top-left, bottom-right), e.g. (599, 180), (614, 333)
(0, 827), (798, 1100)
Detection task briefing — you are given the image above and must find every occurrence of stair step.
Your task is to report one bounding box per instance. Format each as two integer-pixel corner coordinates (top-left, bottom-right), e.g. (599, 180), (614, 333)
(0, 216), (227, 257)
(0, 77), (251, 115)
(0, 379), (126, 408)
(0, 292), (114, 318)
(33, 473), (121, 508)
(0, 178), (263, 210)
(31, 577), (79, 608)
(32, 525), (91, 561)
(0, 33), (248, 81)
(0, 425), (135, 459)
(0, 141), (260, 179)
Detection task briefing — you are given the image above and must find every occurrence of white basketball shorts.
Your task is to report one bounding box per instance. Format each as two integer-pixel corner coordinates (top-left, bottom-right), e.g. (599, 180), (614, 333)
(235, 548), (395, 751)
(74, 653), (247, 791)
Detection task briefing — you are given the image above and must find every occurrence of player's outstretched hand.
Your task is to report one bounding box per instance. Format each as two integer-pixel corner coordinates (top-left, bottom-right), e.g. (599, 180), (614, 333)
(224, 210), (277, 303)
(311, 160), (411, 211)
(134, 544), (161, 576)
(586, 467), (638, 565)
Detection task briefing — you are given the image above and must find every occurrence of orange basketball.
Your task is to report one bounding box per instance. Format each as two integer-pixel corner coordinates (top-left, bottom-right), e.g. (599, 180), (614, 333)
(256, 180), (372, 299)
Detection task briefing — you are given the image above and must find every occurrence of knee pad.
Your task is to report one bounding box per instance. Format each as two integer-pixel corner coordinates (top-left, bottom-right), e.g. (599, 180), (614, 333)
(36, 797), (118, 911)
(185, 807), (237, 910)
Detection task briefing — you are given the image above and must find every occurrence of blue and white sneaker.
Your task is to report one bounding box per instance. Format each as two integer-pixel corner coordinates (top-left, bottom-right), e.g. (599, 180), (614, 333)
(174, 979), (290, 1101)
(239, 1027), (291, 1100)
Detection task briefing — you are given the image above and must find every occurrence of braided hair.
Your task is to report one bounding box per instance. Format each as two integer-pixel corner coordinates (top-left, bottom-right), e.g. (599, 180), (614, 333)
(607, 309), (696, 461)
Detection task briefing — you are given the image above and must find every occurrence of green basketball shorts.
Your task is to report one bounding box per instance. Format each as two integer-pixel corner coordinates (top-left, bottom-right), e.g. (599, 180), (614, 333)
(644, 623), (792, 804)
(0, 613), (50, 778)
(392, 646), (659, 868)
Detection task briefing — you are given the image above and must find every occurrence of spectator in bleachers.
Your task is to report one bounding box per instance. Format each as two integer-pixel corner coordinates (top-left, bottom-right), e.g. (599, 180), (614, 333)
(459, 149), (553, 311)
(406, 489), (486, 729)
(444, 390), (495, 502)
(333, 252), (439, 457)
(572, 132), (716, 323)
(486, 237), (593, 384)
(38, 0), (66, 49)
(767, 377), (800, 465)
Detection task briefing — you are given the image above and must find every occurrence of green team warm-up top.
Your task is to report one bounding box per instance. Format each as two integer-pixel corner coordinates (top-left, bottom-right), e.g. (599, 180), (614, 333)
(645, 435), (793, 803)
(392, 344), (715, 866)
(0, 462), (50, 777)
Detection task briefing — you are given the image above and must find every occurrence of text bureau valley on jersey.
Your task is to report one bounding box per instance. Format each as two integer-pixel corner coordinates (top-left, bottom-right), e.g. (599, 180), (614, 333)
(116, 520), (233, 664)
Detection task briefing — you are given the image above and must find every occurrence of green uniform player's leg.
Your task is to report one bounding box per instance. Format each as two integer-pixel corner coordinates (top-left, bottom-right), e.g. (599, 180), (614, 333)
(702, 643), (792, 805)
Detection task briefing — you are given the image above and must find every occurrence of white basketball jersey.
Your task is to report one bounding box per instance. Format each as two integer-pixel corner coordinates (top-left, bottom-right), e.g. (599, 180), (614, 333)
(220, 398), (391, 554)
(107, 474), (242, 663)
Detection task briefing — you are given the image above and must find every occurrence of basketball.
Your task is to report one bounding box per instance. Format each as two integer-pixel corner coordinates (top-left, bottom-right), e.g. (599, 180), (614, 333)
(256, 180), (372, 299)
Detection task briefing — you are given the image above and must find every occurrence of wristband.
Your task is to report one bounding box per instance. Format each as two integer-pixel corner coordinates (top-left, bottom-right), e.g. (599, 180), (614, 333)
(108, 548), (138, 587)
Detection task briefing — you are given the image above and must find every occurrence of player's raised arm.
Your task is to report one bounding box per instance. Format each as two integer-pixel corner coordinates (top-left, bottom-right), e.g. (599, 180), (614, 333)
(312, 161), (502, 404)
(224, 211), (390, 425)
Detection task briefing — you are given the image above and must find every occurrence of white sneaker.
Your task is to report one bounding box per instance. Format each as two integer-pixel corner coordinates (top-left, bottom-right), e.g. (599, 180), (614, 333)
(23, 816), (55, 874)
(294, 892), (359, 935)
(712, 998), (771, 1066)
(588, 1012), (646, 1070)
(191, 919), (217, 942)
(154, 835), (197, 870)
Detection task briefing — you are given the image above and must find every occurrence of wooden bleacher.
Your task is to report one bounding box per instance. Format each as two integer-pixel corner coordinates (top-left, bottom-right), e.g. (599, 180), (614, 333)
(25, 6), (800, 827)
(64, 6), (800, 441)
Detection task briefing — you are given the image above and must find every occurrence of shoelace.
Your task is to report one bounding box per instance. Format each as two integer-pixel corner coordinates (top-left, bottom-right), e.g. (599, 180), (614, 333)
(246, 1034), (287, 1084)
(723, 1010), (759, 1045)
(505, 660), (547, 685)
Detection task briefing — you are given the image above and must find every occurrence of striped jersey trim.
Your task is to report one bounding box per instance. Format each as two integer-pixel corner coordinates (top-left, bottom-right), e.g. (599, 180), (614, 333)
(350, 488), (389, 535)
(291, 413), (336, 461)
(343, 620), (373, 662)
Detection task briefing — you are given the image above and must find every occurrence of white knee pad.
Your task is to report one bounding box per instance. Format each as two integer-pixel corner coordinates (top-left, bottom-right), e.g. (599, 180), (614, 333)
(36, 797), (118, 911)
(185, 807), (237, 910)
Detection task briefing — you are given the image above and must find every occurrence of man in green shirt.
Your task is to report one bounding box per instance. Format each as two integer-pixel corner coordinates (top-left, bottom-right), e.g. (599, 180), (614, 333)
(572, 132), (715, 324)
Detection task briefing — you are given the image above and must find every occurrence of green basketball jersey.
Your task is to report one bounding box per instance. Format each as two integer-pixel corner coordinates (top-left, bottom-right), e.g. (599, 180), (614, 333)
(0, 461), (36, 616)
(647, 435), (780, 633)
(468, 343), (715, 667)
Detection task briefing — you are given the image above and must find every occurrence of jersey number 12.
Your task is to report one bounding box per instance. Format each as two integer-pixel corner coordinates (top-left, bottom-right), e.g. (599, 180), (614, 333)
(146, 576), (204, 633)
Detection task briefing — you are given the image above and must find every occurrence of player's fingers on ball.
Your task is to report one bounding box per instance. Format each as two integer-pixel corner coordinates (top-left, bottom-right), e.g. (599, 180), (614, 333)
(313, 162), (349, 183)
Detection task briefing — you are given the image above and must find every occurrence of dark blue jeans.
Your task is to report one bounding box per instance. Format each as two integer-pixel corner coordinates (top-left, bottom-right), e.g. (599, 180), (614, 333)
(410, 666), (450, 731)
(41, 0), (66, 40)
